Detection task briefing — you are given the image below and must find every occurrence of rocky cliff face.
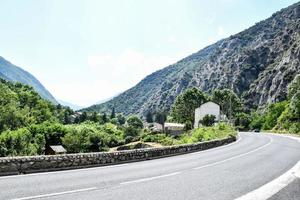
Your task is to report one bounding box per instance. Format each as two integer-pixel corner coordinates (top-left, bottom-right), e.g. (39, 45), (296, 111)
(83, 2), (300, 116)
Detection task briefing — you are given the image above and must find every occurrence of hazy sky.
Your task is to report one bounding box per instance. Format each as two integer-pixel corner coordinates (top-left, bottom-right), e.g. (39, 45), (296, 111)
(0, 0), (298, 106)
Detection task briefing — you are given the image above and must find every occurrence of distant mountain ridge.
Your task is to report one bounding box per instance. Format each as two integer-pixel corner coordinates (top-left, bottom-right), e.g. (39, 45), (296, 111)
(82, 2), (300, 116)
(58, 99), (83, 111)
(0, 56), (57, 104)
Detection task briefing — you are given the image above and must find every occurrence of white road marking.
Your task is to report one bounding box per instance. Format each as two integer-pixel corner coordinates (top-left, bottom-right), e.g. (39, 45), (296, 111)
(234, 133), (300, 200)
(193, 136), (273, 170)
(234, 160), (300, 200)
(0, 163), (129, 180)
(189, 134), (242, 156)
(120, 172), (181, 185)
(11, 187), (98, 200)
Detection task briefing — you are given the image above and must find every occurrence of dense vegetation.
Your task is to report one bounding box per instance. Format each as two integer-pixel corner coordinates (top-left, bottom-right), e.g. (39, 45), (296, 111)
(0, 70), (298, 157)
(0, 79), (238, 157)
(141, 123), (237, 146)
(0, 56), (57, 104)
(249, 74), (300, 134)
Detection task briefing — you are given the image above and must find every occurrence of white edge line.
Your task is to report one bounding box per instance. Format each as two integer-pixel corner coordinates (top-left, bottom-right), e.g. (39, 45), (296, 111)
(189, 134), (242, 156)
(234, 160), (300, 200)
(193, 136), (273, 170)
(120, 172), (181, 185)
(234, 132), (300, 200)
(0, 163), (129, 180)
(11, 187), (98, 200)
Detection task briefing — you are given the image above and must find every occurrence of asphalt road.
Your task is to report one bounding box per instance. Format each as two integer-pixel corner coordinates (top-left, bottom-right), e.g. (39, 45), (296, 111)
(0, 132), (299, 200)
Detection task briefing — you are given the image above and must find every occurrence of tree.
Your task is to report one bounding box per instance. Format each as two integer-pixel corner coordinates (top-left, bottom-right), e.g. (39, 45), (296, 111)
(155, 112), (167, 131)
(79, 111), (88, 123)
(126, 116), (143, 129)
(116, 113), (126, 125)
(146, 111), (154, 123)
(262, 101), (287, 130)
(171, 87), (208, 128)
(234, 112), (251, 130)
(212, 89), (242, 120)
(110, 107), (116, 119)
(201, 114), (216, 126)
(101, 113), (108, 124)
(90, 112), (99, 123)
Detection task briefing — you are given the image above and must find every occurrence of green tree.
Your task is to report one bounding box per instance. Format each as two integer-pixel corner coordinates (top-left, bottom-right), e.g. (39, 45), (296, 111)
(79, 111), (88, 123)
(234, 112), (251, 130)
(101, 113), (108, 124)
(249, 112), (265, 130)
(212, 89), (242, 120)
(146, 111), (154, 123)
(110, 107), (116, 119)
(155, 112), (167, 131)
(116, 113), (126, 125)
(126, 116), (143, 129)
(171, 87), (208, 128)
(90, 112), (99, 123)
(262, 101), (287, 130)
(201, 114), (216, 126)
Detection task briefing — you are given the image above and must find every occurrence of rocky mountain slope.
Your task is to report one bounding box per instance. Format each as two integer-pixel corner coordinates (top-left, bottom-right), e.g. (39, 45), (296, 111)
(0, 56), (57, 104)
(83, 2), (300, 116)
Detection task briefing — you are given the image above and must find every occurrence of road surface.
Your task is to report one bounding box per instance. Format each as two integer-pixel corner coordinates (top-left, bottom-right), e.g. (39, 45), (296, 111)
(0, 132), (299, 200)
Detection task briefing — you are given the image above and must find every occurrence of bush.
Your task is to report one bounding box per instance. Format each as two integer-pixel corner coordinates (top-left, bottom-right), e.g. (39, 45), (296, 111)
(0, 128), (39, 157)
(179, 123), (236, 144)
(126, 116), (143, 129)
(201, 114), (216, 126)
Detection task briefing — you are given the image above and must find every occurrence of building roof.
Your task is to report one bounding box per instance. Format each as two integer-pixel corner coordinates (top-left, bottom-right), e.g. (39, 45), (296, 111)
(196, 101), (219, 110)
(49, 145), (67, 153)
(165, 123), (185, 128)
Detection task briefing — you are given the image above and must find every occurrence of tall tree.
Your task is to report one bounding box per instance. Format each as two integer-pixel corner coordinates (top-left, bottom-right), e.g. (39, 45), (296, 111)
(171, 87), (208, 128)
(110, 107), (116, 119)
(101, 113), (108, 123)
(212, 89), (242, 120)
(155, 112), (167, 131)
(126, 115), (143, 129)
(146, 111), (154, 123)
(116, 113), (126, 125)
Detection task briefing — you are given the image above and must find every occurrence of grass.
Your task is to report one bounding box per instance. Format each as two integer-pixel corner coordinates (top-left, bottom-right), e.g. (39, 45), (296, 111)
(178, 123), (237, 144)
(140, 123), (237, 147)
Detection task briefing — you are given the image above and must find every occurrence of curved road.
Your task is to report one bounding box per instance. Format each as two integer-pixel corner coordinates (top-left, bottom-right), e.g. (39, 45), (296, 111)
(0, 132), (300, 200)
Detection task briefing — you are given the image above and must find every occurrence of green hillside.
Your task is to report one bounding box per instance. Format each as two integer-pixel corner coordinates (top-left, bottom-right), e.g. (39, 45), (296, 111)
(0, 56), (57, 104)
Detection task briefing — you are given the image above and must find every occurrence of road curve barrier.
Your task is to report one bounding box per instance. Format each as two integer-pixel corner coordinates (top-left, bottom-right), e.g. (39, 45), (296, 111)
(0, 136), (236, 176)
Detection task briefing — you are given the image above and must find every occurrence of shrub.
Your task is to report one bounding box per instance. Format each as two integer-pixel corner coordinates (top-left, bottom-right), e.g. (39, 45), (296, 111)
(201, 114), (216, 126)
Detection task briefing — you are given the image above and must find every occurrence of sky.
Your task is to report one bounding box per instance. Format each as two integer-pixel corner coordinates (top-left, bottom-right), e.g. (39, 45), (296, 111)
(0, 0), (298, 107)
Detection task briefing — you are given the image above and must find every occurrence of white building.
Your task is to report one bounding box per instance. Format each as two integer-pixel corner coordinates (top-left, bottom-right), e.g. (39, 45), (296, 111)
(194, 101), (221, 128)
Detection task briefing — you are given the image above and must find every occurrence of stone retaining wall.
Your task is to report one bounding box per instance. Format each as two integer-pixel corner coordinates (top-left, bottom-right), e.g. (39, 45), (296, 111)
(0, 136), (236, 176)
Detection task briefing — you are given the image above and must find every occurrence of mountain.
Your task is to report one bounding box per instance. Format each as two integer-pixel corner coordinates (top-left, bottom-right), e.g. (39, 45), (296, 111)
(0, 56), (57, 104)
(82, 2), (300, 117)
(58, 99), (83, 111)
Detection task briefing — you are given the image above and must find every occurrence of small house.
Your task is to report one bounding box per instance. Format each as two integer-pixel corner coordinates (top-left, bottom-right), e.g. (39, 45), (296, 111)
(194, 101), (221, 128)
(46, 145), (67, 155)
(164, 123), (185, 136)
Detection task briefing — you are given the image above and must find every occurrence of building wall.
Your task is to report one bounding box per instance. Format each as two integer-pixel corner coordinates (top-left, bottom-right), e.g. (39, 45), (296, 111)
(194, 102), (220, 128)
